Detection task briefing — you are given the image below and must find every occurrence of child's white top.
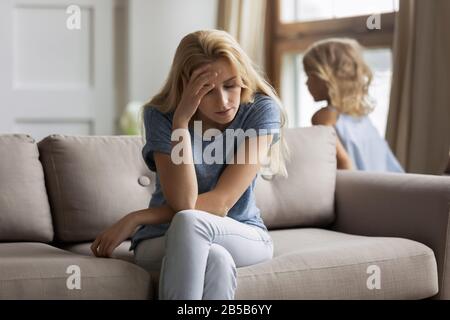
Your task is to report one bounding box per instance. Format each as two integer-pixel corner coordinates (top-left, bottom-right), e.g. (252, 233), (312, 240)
(329, 106), (404, 173)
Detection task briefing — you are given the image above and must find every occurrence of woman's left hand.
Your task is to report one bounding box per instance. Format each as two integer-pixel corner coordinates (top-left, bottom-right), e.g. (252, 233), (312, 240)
(90, 213), (138, 258)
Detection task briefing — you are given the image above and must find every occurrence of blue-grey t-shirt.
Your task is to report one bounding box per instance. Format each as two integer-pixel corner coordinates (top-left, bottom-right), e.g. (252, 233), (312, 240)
(130, 93), (281, 251)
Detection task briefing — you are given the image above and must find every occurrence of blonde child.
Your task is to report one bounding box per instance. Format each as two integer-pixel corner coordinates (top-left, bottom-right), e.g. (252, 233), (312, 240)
(303, 38), (404, 172)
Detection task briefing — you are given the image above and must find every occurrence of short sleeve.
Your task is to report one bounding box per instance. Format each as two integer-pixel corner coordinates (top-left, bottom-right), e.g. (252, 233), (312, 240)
(242, 94), (281, 145)
(142, 107), (173, 172)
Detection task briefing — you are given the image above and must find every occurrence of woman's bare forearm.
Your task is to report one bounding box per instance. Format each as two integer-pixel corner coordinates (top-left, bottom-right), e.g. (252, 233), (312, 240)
(132, 205), (176, 226)
(168, 120), (198, 210)
(131, 190), (228, 227)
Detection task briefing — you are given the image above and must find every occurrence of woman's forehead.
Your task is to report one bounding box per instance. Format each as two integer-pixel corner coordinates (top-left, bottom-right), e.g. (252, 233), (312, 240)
(209, 58), (237, 73)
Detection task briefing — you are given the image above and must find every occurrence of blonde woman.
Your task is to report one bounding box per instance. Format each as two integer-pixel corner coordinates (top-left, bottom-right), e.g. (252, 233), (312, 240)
(90, 29), (290, 300)
(303, 38), (404, 172)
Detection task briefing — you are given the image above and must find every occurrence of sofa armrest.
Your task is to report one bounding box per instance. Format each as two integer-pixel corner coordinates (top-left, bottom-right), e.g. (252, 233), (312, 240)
(332, 170), (450, 299)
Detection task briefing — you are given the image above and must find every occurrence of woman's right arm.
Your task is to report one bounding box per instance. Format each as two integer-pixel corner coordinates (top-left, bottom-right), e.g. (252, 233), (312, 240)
(131, 188), (227, 226)
(156, 65), (217, 212)
(155, 127), (198, 212)
(90, 190), (223, 257)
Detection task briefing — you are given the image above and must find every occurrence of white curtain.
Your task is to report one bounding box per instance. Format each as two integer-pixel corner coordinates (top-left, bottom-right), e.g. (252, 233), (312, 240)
(217, 0), (267, 70)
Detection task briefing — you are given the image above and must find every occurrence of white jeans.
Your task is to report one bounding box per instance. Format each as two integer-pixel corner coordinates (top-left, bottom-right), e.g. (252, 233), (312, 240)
(133, 209), (273, 300)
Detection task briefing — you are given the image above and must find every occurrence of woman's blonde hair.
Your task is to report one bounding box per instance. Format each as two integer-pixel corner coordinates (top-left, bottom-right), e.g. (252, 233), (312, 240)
(303, 38), (374, 117)
(139, 29), (290, 179)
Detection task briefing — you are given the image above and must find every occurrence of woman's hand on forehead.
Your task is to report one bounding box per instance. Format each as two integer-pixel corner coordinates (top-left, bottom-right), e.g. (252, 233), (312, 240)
(174, 64), (219, 126)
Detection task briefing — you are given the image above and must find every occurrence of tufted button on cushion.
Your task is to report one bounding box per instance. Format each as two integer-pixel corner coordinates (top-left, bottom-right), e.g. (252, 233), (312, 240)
(138, 176), (151, 186)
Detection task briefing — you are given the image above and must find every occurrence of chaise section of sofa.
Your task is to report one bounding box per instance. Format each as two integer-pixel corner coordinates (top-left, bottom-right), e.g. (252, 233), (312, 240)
(333, 170), (450, 299)
(0, 134), (152, 299)
(235, 228), (437, 299)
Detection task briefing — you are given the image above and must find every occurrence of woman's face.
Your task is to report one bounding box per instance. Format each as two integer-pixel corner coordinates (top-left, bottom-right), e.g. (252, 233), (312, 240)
(306, 71), (329, 102)
(194, 58), (242, 130)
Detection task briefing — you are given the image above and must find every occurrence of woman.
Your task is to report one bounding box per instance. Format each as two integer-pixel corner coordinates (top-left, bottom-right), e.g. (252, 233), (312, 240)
(90, 29), (290, 300)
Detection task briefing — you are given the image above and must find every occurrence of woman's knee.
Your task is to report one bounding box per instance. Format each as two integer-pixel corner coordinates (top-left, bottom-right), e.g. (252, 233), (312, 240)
(168, 209), (207, 232)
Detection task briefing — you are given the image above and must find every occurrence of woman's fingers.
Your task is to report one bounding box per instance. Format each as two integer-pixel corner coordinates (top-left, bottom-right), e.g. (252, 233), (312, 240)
(188, 71), (213, 90)
(193, 72), (218, 95)
(188, 65), (218, 89)
(197, 83), (215, 99)
(97, 239), (104, 257)
(190, 63), (211, 83)
(91, 236), (100, 256)
(174, 66), (217, 123)
(100, 238), (110, 257)
(105, 243), (117, 258)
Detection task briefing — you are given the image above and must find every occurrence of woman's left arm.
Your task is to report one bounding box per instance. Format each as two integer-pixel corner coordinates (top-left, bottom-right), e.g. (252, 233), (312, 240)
(211, 134), (273, 217)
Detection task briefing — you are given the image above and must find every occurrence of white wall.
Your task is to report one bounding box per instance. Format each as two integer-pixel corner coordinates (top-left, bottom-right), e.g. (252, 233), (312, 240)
(0, 0), (117, 139)
(128, 0), (219, 104)
(0, 0), (218, 137)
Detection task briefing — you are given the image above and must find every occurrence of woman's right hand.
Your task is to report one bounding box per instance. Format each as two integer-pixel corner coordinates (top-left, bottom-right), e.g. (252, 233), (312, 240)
(90, 212), (139, 258)
(173, 64), (218, 127)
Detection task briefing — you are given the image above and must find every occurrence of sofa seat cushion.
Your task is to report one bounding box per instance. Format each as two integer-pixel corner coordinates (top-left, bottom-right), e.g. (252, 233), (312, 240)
(94, 228), (438, 300)
(60, 241), (134, 262)
(60, 240), (162, 298)
(0, 243), (151, 299)
(234, 228), (438, 299)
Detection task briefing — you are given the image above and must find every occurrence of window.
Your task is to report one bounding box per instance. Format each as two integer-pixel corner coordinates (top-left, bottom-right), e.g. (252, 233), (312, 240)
(266, 0), (398, 137)
(281, 0), (399, 23)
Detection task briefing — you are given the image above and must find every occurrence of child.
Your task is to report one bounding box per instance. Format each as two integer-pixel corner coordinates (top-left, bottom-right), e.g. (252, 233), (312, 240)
(90, 29), (290, 300)
(303, 38), (404, 172)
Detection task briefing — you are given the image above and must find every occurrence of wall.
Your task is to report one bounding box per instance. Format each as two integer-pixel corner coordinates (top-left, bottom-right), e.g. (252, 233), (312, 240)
(128, 0), (219, 105)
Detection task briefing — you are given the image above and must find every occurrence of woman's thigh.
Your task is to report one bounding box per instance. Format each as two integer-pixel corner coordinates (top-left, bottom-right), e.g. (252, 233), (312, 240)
(170, 210), (274, 268)
(207, 216), (273, 268)
(134, 210), (274, 270)
(133, 236), (166, 272)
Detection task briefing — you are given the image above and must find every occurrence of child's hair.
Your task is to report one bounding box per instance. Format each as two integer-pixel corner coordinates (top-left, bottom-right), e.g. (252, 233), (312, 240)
(302, 38), (374, 117)
(139, 29), (290, 179)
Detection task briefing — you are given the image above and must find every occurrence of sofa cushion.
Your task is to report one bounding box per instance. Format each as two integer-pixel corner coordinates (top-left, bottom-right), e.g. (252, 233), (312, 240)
(256, 126), (337, 229)
(235, 228), (438, 299)
(60, 239), (161, 297)
(61, 239), (162, 299)
(0, 242), (151, 299)
(38, 135), (155, 242)
(116, 228), (438, 299)
(0, 134), (53, 242)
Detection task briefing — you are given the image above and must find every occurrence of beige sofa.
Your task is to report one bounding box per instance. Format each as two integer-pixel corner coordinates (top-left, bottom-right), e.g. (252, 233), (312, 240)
(0, 126), (448, 299)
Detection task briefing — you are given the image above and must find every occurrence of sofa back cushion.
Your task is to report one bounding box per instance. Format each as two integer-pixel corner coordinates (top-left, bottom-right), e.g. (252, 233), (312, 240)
(256, 126), (337, 229)
(0, 134), (54, 242)
(38, 135), (155, 242)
